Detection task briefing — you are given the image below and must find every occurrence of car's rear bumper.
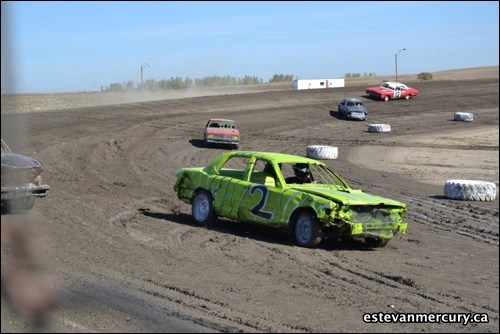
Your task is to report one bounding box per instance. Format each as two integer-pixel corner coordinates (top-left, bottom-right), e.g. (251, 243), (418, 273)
(1, 184), (50, 200)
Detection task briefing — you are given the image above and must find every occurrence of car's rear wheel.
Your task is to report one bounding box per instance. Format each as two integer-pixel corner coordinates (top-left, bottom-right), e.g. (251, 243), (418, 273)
(192, 190), (215, 226)
(293, 211), (322, 248)
(405, 95), (411, 100)
(365, 238), (389, 248)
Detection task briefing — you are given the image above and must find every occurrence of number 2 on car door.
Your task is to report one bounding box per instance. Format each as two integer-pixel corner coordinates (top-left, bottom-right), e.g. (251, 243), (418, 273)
(244, 184), (282, 226)
(250, 185), (273, 219)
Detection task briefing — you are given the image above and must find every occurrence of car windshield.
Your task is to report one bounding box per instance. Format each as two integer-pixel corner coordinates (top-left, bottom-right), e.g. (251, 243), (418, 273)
(309, 164), (349, 188)
(220, 121), (235, 128)
(281, 162), (349, 189)
(346, 102), (355, 106)
(210, 121), (235, 128)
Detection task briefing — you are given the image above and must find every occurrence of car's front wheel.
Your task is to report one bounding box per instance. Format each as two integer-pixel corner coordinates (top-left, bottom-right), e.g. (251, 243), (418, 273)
(19, 197), (36, 211)
(293, 211), (322, 248)
(3, 197), (36, 213)
(192, 190), (216, 226)
(383, 95), (390, 102)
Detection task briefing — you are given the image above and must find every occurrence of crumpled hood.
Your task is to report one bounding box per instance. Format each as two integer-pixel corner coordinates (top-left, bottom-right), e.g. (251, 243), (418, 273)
(367, 86), (391, 94)
(1, 152), (43, 170)
(291, 186), (405, 207)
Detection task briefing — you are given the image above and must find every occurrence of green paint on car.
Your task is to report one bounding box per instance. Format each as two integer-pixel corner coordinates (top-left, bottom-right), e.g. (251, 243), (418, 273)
(174, 151), (407, 248)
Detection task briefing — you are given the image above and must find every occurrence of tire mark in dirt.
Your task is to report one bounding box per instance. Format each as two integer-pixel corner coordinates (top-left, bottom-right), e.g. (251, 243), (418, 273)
(108, 198), (205, 251)
(283, 245), (497, 316)
(406, 196), (499, 245)
(138, 277), (312, 333)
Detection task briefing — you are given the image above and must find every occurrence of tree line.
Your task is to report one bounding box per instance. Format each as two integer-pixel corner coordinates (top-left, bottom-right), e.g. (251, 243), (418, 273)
(101, 74), (296, 92)
(343, 72), (377, 78)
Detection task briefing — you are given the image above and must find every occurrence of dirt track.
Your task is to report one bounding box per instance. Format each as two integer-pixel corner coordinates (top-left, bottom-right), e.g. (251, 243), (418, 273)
(1, 70), (499, 332)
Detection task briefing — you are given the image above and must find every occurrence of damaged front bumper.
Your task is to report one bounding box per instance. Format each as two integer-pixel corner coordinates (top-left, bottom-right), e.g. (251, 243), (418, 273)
(320, 204), (407, 240)
(1, 183), (50, 200)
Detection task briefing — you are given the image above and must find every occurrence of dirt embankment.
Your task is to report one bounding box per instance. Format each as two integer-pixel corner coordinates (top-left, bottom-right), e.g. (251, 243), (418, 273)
(2, 66), (497, 114)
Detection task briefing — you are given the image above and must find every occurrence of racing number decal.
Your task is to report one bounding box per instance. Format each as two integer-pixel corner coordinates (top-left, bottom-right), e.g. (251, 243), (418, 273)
(249, 185), (273, 220)
(394, 90), (401, 99)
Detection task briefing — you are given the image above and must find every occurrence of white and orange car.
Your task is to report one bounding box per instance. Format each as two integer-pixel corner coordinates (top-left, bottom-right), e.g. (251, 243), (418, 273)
(365, 82), (419, 101)
(204, 118), (240, 149)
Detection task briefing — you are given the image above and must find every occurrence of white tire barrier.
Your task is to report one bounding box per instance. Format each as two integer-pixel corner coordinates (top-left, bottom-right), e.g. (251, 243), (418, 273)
(306, 145), (338, 160)
(454, 112), (474, 122)
(368, 124), (391, 133)
(444, 180), (496, 201)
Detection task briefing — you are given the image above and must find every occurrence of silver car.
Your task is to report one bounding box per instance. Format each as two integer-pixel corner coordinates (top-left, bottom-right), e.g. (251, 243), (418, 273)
(338, 98), (367, 121)
(1, 139), (50, 212)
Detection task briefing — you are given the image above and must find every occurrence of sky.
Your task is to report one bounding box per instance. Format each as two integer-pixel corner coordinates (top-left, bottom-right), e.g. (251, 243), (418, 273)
(1, 1), (498, 94)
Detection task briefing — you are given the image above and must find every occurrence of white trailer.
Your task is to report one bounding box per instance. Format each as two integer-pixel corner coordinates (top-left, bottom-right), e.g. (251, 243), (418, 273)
(292, 78), (345, 90)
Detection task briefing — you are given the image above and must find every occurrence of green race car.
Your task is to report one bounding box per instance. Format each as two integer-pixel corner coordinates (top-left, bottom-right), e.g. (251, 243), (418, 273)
(174, 151), (407, 248)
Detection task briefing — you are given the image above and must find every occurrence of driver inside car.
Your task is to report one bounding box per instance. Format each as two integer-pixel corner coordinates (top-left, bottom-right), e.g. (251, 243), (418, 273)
(285, 163), (313, 184)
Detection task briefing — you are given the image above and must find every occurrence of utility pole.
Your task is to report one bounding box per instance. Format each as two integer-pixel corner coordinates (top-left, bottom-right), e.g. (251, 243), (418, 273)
(395, 48), (406, 83)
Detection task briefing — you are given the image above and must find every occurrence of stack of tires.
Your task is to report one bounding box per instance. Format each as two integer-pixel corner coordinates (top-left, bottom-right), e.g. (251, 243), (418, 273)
(368, 124), (391, 133)
(444, 180), (496, 201)
(306, 145), (338, 160)
(454, 112), (474, 122)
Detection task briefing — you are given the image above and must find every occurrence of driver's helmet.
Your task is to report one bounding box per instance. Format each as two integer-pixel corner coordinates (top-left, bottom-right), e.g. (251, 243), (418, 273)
(293, 164), (310, 180)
